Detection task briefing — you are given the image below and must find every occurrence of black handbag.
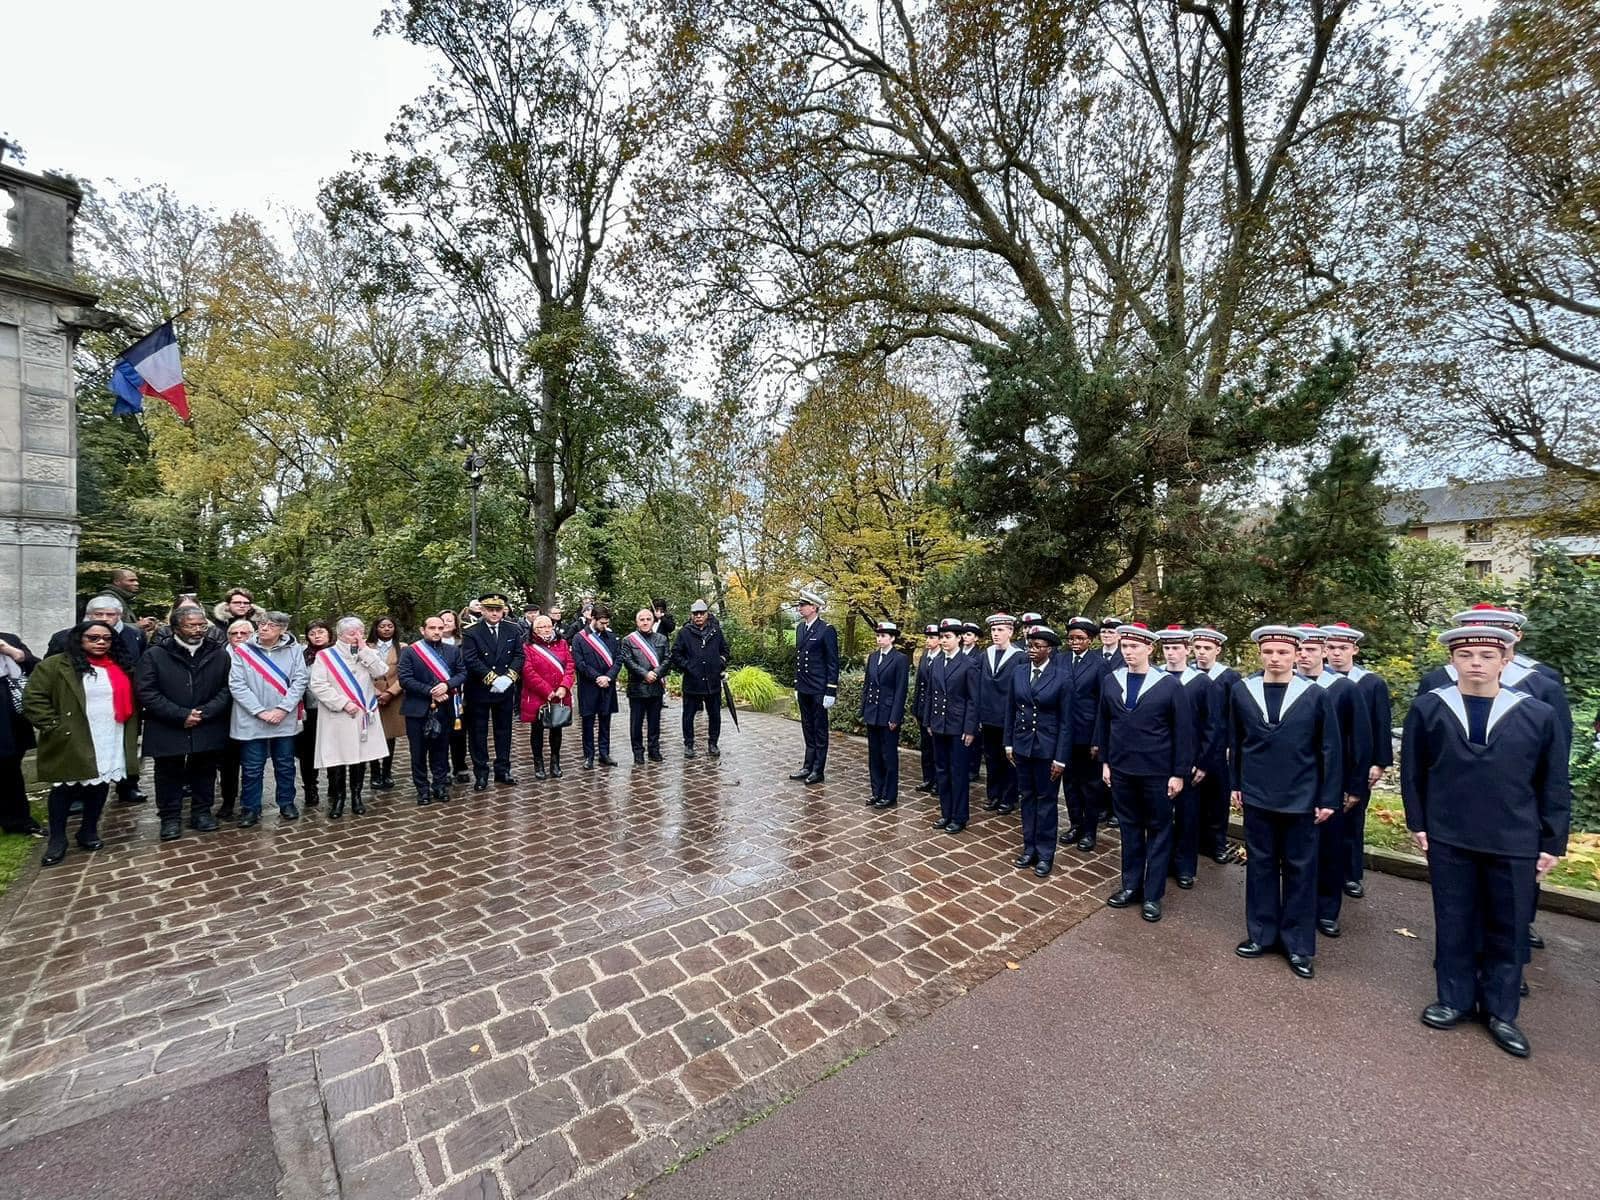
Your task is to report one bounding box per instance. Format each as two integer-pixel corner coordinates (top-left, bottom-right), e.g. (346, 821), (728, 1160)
(422, 707), (443, 739)
(540, 701), (573, 729)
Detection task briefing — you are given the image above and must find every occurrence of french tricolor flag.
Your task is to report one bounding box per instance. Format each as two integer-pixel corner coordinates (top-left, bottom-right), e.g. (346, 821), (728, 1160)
(110, 320), (190, 421)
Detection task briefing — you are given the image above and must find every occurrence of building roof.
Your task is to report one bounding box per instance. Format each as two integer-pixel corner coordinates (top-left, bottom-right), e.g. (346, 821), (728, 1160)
(1382, 475), (1594, 527)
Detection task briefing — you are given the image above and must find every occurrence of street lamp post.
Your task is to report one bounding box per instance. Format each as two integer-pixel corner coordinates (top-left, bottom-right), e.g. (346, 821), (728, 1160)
(453, 436), (486, 560)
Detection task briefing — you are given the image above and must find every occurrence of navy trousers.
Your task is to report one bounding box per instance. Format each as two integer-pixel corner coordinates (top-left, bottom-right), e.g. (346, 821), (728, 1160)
(1110, 771), (1174, 902)
(1343, 794), (1371, 884)
(866, 724), (900, 803)
(1428, 839), (1533, 1023)
(1196, 769), (1231, 859)
(629, 695), (663, 758)
(1243, 805), (1319, 957)
(682, 692), (721, 747)
(1171, 773), (1202, 880)
(981, 725), (1016, 808)
(1016, 755), (1059, 862)
(1316, 805), (1351, 923)
(405, 714), (451, 791)
(581, 710), (613, 759)
(1064, 745), (1099, 833)
(932, 734), (970, 826)
(797, 692), (829, 773)
(468, 697), (514, 773)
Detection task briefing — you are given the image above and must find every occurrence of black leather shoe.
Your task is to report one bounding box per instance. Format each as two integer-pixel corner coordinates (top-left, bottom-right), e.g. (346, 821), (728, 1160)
(984, 798), (1004, 812)
(597, 756), (617, 767)
(873, 798), (897, 808)
(1106, 889), (1139, 909)
(1317, 918), (1341, 938)
(1527, 927), (1545, 950)
(191, 813), (219, 833)
(1076, 834), (1097, 852)
(41, 840), (67, 867)
(943, 821), (965, 834)
(788, 768), (811, 780)
(648, 752), (665, 763)
(453, 771), (471, 784)
(474, 775), (490, 792)
(495, 771), (519, 784)
(280, 805), (300, 821)
(1176, 876), (1195, 890)
(1235, 940), (1267, 958)
(931, 817), (952, 830)
(1062, 825), (1084, 845)
(433, 786), (447, 804)
(372, 775), (395, 793)
(804, 772), (825, 785)
(1141, 901), (1162, 923)
(914, 781), (935, 793)
(1211, 850), (1233, 865)
(995, 803), (1016, 815)
(159, 819), (183, 841)
(708, 744), (721, 758)
(237, 811), (260, 829)
(1287, 954), (1315, 979)
(303, 790), (320, 809)
(634, 754), (645, 766)
(417, 790), (432, 807)
(350, 792), (366, 816)
(1015, 852), (1039, 869)
(1033, 861), (1052, 878)
(1520, 980), (1530, 997)
(550, 758), (563, 778)
(1487, 1017), (1530, 1058)
(867, 795), (882, 808)
(1343, 880), (1364, 899)
(215, 803), (235, 822)
(582, 757), (595, 770)
(1421, 1003), (1467, 1030)
(684, 744), (698, 759)
(533, 762), (547, 780)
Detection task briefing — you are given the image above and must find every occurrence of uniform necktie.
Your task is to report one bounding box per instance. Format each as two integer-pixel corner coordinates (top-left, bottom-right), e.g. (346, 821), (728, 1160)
(1031, 666), (1041, 687)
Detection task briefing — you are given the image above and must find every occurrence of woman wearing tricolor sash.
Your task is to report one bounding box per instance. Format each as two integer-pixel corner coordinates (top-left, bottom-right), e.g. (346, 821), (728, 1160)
(519, 615), (576, 779)
(308, 616), (389, 818)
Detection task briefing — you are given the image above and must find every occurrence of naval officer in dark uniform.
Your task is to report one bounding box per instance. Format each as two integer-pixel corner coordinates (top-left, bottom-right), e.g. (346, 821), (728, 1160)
(1230, 625), (1341, 979)
(926, 618), (979, 833)
(977, 613), (1026, 814)
(1095, 622), (1194, 922)
(1005, 625), (1071, 877)
(460, 593), (524, 790)
(861, 621), (909, 808)
(1060, 617), (1108, 852)
(913, 623), (940, 793)
(1401, 624), (1569, 1058)
(788, 590), (839, 785)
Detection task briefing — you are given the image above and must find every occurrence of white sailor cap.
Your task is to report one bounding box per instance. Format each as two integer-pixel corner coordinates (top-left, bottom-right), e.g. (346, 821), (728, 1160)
(1320, 622), (1364, 643)
(1155, 624), (1192, 643)
(1438, 625), (1517, 649)
(1115, 622), (1159, 645)
(1189, 626), (1227, 645)
(1451, 604), (1525, 629)
(1251, 624), (1305, 647)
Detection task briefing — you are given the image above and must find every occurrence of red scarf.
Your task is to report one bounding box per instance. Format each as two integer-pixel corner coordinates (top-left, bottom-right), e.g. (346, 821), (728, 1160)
(92, 658), (136, 724)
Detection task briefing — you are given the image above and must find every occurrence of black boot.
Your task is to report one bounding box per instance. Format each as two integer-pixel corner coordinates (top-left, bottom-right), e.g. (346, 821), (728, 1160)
(303, 775), (320, 809)
(533, 754), (547, 780)
(215, 798), (235, 822)
(550, 752), (563, 778)
(474, 770), (489, 792)
(328, 770), (347, 819)
(350, 765), (367, 816)
(42, 786), (71, 866)
(76, 787), (107, 851)
(373, 756), (395, 791)
(432, 784), (448, 804)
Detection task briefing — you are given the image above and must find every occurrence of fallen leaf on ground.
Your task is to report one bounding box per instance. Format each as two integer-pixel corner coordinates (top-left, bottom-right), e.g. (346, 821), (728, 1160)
(1393, 928), (1419, 939)
(1005, 961), (1019, 970)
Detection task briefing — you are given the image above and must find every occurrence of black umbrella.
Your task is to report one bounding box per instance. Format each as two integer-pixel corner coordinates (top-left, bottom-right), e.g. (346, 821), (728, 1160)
(722, 675), (740, 729)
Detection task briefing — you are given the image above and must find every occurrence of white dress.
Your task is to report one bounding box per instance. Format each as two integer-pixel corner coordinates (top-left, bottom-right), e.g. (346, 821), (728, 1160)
(82, 667), (127, 785)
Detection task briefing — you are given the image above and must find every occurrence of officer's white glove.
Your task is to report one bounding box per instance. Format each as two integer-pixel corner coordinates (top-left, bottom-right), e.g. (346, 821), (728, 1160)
(822, 695), (836, 709)
(490, 675), (513, 694)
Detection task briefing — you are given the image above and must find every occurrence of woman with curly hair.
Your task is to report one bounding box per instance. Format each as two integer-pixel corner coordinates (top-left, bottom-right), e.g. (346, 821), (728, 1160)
(22, 620), (141, 865)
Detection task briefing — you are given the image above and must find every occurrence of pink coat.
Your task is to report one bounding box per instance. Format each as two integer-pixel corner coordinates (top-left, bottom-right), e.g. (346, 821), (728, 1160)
(519, 637), (576, 722)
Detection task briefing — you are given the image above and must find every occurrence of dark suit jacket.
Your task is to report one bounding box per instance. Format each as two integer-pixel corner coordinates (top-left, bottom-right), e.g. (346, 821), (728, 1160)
(976, 645), (1027, 728)
(861, 648), (909, 728)
(924, 651), (979, 738)
(1003, 658), (1071, 764)
(397, 641), (466, 718)
(47, 622), (146, 661)
(571, 627), (623, 715)
(794, 619), (840, 697)
(461, 619), (526, 703)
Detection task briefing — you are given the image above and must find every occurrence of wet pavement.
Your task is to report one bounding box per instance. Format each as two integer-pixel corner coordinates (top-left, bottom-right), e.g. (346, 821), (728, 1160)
(646, 854), (1600, 1200)
(0, 711), (1122, 1198)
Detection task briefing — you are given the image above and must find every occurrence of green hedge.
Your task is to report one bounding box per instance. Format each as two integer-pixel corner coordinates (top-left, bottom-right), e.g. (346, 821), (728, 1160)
(825, 667), (924, 747)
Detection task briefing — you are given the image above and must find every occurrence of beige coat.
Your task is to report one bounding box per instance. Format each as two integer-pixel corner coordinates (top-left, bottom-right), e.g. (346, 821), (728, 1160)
(375, 643), (406, 739)
(309, 644), (390, 768)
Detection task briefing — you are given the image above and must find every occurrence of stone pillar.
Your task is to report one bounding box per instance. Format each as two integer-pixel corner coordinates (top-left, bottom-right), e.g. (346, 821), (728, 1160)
(0, 164), (103, 652)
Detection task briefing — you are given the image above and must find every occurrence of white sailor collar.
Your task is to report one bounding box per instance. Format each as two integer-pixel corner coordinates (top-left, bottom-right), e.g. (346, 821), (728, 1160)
(1241, 673), (1313, 722)
(1430, 684), (1526, 742)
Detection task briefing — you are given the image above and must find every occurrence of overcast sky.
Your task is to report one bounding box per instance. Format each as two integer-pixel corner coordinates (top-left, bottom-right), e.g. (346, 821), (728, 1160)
(2, 1), (432, 216)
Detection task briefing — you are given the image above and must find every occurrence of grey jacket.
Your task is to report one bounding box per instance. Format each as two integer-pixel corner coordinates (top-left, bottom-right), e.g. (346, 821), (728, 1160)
(228, 631), (309, 740)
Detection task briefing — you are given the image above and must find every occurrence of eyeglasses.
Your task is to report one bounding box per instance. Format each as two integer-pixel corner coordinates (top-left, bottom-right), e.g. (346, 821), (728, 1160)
(83, 634), (113, 642)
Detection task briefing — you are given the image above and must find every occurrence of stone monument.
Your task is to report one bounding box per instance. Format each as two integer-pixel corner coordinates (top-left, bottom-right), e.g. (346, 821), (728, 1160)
(0, 162), (109, 651)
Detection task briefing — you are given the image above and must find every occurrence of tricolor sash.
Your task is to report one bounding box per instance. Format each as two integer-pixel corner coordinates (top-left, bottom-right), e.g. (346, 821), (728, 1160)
(321, 646), (378, 737)
(579, 629), (614, 669)
(625, 631), (660, 671)
(412, 641), (462, 721)
(236, 643), (290, 695)
(530, 642), (566, 675)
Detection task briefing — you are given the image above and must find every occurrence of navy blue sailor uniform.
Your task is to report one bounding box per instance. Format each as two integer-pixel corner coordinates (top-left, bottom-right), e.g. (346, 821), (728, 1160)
(461, 615), (525, 779)
(977, 643), (1027, 812)
(1333, 664), (1394, 889)
(1061, 647), (1109, 838)
(1229, 675), (1342, 959)
(913, 646), (938, 788)
(861, 647), (909, 805)
(1401, 685), (1569, 1025)
(1094, 668), (1195, 904)
(1004, 657), (1072, 865)
(794, 617), (841, 776)
(398, 639), (467, 796)
(1198, 661), (1242, 858)
(926, 651), (980, 828)
(1169, 667), (1225, 883)
(1313, 669), (1374, 927)
(571, 626), (623, 763)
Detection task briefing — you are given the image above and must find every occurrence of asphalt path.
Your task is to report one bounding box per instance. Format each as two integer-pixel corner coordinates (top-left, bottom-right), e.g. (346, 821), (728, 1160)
(646, 860), (1600, 1200)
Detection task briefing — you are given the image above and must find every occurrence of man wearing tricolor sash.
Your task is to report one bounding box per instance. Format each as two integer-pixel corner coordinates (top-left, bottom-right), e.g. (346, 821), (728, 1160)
(227, 612), (308, 826)
(620, 608), (670, 766)
(399, 616), (467, 806)
(572, 604), (623, 769)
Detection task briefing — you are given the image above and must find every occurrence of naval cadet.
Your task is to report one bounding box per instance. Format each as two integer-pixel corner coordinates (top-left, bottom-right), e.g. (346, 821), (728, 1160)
(977, 613), (1026, 814)
(788, 590), (840, 785)
(1157, 625), (1224, 891)
(1321, 621), (1394, 900)
(861, 621), (909, 808)
(1311, 623), (1376, 938)
(571, 604), (622, 769)
(1189, 627), (1241, 863)
(1230, 626), (1341, 979)
(913, 623), (940, 794)
(961, 621), (983, 781)
(1401, 624), (1569, 1058)
(1005, 625), (1071, 877)
(460, 593), (525, 791)
(1097, 617), (1126, 668)
(1095, 622), (1194, 922)
(1059, 617), (1108, 852)
(926, 618), (979, 834)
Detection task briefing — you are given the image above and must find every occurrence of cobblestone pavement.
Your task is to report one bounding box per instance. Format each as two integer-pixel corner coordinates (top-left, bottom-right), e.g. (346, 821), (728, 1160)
(0, 712), (1122, 1198)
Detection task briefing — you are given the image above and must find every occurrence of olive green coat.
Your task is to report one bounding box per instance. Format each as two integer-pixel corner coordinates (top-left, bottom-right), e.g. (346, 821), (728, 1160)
(21, 653), (141, 784)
